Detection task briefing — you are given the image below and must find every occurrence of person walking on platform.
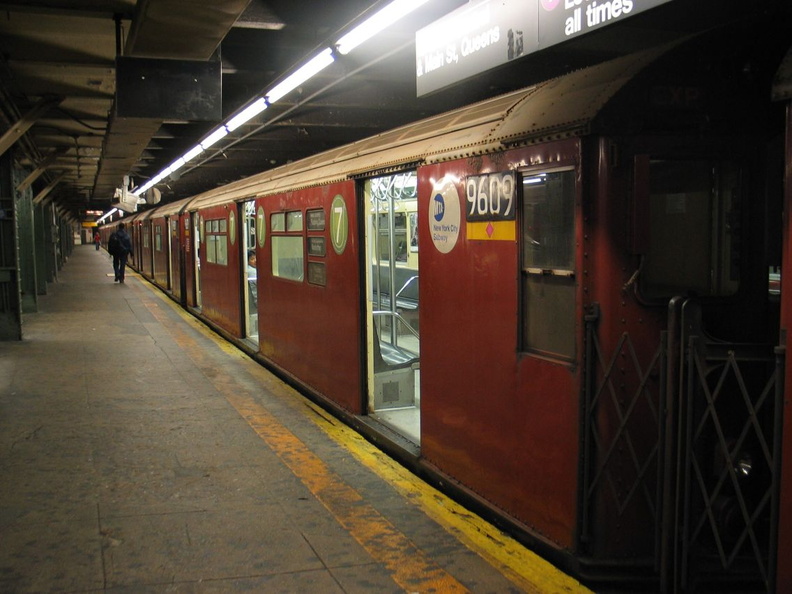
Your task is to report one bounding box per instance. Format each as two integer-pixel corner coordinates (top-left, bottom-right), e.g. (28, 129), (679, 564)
(93, 231), (101, 250)
(108, 223), (133, 283)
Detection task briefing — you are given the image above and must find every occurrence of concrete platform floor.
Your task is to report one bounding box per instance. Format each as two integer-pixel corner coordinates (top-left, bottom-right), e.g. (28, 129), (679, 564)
(0, 245), (590, 593)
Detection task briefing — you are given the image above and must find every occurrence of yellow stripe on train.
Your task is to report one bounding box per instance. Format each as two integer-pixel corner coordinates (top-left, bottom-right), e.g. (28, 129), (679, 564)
(466, 220), (516, 241)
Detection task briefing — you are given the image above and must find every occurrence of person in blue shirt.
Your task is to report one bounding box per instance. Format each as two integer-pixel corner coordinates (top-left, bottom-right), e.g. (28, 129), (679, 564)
(108, 223), (133, 283)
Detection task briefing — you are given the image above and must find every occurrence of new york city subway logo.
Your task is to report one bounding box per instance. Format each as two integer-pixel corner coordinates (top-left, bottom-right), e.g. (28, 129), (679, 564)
(429, 176), (460, 254)
(433, 194), (445, 222)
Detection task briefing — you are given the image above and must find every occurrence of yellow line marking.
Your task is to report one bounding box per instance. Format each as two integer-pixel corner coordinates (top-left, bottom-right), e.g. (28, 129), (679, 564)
(140, 285), (592, 593)
(140, 294), (470, 593)
(302, 400), (592, 594)
(228, 393), (469, 593)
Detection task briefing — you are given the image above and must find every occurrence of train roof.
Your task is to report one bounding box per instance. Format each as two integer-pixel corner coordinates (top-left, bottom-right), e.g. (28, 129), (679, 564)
(177, 41), (674, 211)
(149, 196), (192, 218)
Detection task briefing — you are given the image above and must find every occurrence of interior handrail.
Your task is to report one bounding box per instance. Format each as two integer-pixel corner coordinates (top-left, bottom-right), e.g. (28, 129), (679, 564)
(372, 309), (420, 341)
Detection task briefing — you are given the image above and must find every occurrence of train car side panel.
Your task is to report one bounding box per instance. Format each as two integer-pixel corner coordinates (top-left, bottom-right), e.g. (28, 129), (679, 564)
(196, 203), (242, 337)
(140, 216), (153, 279)
(131, 219), (142, 271)
(151, 217), (169, 288)
(169, 216), (183, 302)
(579, 138), (669, 560)
(183, 212), (197, 308)
(258, 181), (363, 413)
(418, 140), (582, 548)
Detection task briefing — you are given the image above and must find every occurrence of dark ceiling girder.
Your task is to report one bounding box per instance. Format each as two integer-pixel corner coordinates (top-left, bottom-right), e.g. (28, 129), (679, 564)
(125, 0), (253, 59)
(16, 146), (68, 191)
(32, 170), (66, 204)
(91, 0), (253, 204)
(0, 95), (63, 158)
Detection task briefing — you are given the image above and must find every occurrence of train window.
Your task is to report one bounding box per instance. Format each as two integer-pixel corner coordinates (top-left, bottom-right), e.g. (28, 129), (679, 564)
(522, 172), (575, 270)
(286, 211), (303, 232)
(520, 169), (576, 360)
(271, 210), (304, 282)
(205, 218), (228, 265)
(769, 266), (781, 300)
(376, 211), (408, 262)
(640, 160), (741, 300)
(271, 212), (285, 232)
(154, 225), (162, 251)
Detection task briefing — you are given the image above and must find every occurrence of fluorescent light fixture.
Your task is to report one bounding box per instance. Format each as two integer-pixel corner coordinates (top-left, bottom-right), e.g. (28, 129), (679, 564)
(201, 126), (229, 149)
(227, 97), (268, 132)
(168, 157), (186, 172)
(336, 0), (430, 55)
(266, 48), (335, 104)
(97, 208), (118, 223)
(182, 143), (204, 162)
(116, 1), (429, 200)
(135, 174), (162, 196)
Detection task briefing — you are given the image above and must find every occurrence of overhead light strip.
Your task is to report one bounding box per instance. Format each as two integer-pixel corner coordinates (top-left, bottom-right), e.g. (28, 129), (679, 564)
(226, 97), (268, 132)
(266, 48), (335, 104)
(97, 207), (118, 223)
(336, 0), (430, 55)
(133, 0), (434, 199)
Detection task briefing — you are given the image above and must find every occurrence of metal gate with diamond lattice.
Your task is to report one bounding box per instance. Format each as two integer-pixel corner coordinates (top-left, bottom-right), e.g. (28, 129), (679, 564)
(581, 299), (784, 593)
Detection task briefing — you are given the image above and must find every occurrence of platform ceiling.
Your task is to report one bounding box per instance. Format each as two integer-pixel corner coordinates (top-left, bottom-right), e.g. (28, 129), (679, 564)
(0, 0), (788, 219)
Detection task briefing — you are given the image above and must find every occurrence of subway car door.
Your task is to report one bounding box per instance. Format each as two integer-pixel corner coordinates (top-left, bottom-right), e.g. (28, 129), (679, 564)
(362, 171), (421, 445)
(242, 200), (258, 343)
(193, 212), (202, 308)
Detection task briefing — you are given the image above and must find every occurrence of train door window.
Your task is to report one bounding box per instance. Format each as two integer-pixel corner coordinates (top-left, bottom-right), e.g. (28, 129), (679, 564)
(520, 169), (576, 360)
(363, 171), (420, 445)
(154, 224), (163, 251)
(271, 211), (304, 281)
(639, 160), (741, 300)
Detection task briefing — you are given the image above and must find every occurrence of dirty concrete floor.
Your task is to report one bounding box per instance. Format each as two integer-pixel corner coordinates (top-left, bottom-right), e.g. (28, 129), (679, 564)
(0, 246), (534, 593)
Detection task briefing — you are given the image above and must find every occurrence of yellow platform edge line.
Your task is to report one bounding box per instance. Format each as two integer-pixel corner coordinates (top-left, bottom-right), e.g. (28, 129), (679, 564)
(141, 290), (469, 593)
(143, 284), (592, 594)
(302, 399), (592, 594)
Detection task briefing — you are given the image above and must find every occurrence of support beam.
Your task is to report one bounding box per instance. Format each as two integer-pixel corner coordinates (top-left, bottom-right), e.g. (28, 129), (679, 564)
(0, 95), (64, 158)
(16, 147), (69, 192)
(32, 172), (66, 205)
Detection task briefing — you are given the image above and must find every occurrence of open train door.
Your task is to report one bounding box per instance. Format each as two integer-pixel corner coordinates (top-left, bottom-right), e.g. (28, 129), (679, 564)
(193, 211), (202, 308)
(241, 199), (258, 343)
(362, 171), (421, 445)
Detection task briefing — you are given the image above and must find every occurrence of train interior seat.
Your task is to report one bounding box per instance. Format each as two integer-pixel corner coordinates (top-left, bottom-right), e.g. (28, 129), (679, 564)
(372, 326), (419, 410)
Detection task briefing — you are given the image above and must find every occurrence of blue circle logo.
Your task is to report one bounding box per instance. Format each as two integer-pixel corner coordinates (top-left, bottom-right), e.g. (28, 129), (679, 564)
(433, 194), (445, 222)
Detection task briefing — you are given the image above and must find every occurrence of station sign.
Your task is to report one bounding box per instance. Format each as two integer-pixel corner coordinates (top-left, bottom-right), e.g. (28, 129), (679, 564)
(416, 0), (673, 96)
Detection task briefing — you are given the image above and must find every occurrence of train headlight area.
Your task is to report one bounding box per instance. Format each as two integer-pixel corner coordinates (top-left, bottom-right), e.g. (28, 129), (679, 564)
(0, 247), (589, 593)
